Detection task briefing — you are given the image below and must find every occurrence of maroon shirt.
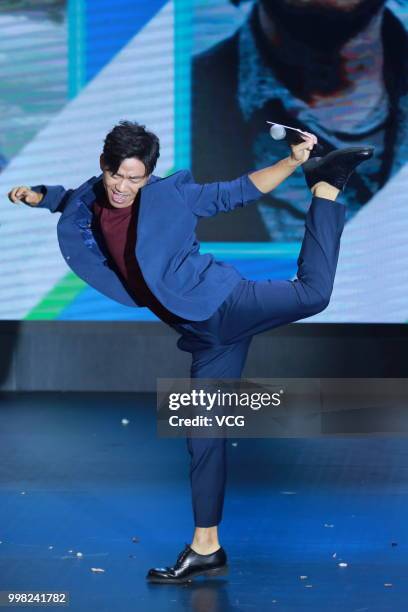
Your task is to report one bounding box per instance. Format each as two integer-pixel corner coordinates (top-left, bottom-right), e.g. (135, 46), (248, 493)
(92, 191), (187, 324)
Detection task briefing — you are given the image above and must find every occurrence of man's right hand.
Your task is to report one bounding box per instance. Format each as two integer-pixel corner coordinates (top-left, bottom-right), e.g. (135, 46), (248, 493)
(8, 186), (43, 206)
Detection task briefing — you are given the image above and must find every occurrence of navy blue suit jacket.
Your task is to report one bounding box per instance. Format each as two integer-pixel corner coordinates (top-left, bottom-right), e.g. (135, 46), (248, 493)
(32, 170), (263, 321)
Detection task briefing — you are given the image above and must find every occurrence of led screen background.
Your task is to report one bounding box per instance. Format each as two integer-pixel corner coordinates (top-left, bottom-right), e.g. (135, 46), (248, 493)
(0, 0), (406, 322)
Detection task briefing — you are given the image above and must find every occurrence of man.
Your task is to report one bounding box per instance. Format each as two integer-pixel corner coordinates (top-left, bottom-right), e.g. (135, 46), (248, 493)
(8, 121), (373, 583)
(192, 0), (407, 241)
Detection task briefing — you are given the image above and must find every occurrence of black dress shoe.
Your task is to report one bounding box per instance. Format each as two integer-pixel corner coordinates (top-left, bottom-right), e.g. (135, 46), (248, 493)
(303, 146), (375, 192)
(146, 544), (228, 584)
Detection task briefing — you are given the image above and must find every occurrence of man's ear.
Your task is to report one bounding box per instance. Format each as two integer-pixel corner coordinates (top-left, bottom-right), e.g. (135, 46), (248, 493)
(99, 154), (105, 172)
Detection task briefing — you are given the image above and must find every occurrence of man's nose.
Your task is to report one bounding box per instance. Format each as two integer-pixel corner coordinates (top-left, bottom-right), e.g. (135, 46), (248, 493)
(116, 179), (127, 193)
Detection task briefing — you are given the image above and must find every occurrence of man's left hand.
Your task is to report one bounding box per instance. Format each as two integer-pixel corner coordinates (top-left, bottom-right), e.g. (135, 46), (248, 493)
(289, 132), (318, 166)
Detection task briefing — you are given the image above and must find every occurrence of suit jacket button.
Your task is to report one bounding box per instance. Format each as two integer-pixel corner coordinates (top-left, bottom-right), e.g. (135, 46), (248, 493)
(66, 255), (70, 260)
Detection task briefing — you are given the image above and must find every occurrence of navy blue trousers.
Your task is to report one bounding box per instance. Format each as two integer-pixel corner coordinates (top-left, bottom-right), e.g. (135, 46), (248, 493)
(170, 196), (345, 527)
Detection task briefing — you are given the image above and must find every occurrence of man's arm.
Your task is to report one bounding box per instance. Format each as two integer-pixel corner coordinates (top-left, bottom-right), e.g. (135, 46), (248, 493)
(8, 184), (73, 213)
(183, 134), (317, 218)
(181, 173), (264, 218)
(248, 156), (301, 194)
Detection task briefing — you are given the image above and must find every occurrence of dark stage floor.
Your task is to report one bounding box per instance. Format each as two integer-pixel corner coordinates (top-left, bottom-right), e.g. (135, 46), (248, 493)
(1, 392), (408, 611)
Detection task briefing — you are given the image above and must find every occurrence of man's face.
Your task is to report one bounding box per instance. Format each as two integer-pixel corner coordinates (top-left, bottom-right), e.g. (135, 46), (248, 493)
(100, 156), (150, 208)
(260, 0), (387, 48)
(264, 0), (382, 8)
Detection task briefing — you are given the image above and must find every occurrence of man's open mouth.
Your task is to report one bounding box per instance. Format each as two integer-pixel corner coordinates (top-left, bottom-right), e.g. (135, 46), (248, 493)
(111, 190), (128, 203)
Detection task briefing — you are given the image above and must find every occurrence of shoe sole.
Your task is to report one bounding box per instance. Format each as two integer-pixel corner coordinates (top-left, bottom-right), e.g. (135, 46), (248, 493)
(146, 564), (229, 584)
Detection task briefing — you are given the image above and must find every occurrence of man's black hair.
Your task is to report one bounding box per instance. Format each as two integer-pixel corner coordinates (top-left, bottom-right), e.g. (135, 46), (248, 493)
(102, 121), (160, 176)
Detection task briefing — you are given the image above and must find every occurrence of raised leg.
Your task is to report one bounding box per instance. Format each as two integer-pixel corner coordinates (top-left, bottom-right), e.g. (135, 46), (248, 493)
(219, 195), (346, 345)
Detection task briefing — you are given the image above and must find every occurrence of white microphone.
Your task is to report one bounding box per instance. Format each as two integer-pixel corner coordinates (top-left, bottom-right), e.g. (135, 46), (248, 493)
(267, 121), (308, 141)
(267, 121), (323, 155)
(269, 124), (287, 140)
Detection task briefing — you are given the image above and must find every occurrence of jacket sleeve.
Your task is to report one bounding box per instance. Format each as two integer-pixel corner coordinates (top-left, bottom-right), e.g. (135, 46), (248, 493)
(31, 184), (74, 214)
(180, 172), (264, 218)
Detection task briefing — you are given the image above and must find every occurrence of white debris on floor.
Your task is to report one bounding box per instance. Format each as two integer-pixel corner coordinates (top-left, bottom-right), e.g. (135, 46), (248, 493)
(121, 418), (130, 426)
(338, 562), (348, 568)
(90, 567), (105, 573)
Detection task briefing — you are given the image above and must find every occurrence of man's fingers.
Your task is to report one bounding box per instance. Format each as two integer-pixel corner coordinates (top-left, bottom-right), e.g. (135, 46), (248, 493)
(16, 187), (29, 198)
(8, 186), (30, 203)
(293, 138), (314, 152)
(8, 188), (21, 202)
(300, 131), (318, 146)
(289, 131), (317, 164)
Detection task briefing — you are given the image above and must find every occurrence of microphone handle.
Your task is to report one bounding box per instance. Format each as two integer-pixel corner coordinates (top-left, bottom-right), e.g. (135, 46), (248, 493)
(285, 128), (325, 157)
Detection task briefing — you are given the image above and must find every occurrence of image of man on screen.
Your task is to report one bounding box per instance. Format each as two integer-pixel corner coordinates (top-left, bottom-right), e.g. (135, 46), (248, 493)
(192, 0), (407, 241)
